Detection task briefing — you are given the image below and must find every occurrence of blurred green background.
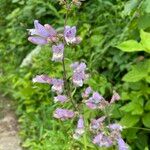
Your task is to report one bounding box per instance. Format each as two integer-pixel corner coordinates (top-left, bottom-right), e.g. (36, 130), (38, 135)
(0, 0), (150, 149)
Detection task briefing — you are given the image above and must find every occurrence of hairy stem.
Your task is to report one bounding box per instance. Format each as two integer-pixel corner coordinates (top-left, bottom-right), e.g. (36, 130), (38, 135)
(62, 2), (79, 111)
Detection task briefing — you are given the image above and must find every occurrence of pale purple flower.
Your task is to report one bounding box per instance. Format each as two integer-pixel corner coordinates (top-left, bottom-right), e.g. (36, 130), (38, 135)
(52, 43), (64, 62)
(71, 62), (87, 87)
(85, 87), (92, 95)
(92, 92), (104, 103)
(93, 133), (113, 147)
(82, 86), (93, 98)
(53, 108), (74, 120)
(86, 100), (97, 109)
(51, 79), (64, 94)
(85, 92), (107, 109)
(70, 62), (79, 70)
(117, 138), (129, 150)
(64, 26), (81, 44)
(54, 95), (67, 103)
(90, 116), (105, 130)
(72, 71), (85, 87)
(110, 91), (120, 103)
(32, 75), (52, 84)
(73, 116), (84, 139)
(109, 124), (123, 131)
(71, 62), (86, 72)
(28, 20), (57, 45)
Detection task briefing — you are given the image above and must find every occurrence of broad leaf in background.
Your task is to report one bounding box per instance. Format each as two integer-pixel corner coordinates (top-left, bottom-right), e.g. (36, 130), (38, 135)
(116, 40), (144, 52)
(142, 0), (150, 13)
(122, 59), (150, 82)
(140, 30), (150, 53)
(142, 112), (150, 128)
(117, 30), (150, 53)
(120, 114), (140, 127)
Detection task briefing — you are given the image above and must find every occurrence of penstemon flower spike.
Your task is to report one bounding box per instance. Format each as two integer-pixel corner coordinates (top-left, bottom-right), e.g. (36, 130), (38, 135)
(28, 0), (129, 149)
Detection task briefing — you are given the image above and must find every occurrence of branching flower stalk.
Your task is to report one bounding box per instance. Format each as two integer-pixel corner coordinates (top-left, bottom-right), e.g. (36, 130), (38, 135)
(27, 0), (129, 149)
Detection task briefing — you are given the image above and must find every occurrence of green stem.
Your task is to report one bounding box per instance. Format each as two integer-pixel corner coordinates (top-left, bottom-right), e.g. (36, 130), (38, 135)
(126, 127), (150, 131)
(104, 105), (111, 125)
(62, 1), (79, 111)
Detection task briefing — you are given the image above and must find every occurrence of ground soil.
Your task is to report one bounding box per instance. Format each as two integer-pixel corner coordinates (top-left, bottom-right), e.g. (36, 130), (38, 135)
(0, 93), (22, 150)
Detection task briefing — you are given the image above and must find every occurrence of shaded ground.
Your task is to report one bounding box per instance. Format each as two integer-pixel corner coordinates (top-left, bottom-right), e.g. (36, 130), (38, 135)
(0, 93), (22, 150)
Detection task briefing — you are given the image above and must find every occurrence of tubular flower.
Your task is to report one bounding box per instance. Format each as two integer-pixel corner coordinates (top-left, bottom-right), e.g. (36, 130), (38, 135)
(54, 95), (68, 103)
(109, 124), (123, 141)
(53, 108), (74, 120)
(82, 86), (93, 98)
(51, 79), (64, 94)
(32, 75), (52, 84)
(64, 26), (81, 44)
(110, 90), (120, 103)
(28, 20), (57, 45)
(93, 133), (113, 147)
(73, 116), (84, 139)
(86, 92), (108, 109)
(117, 138), (129, 150)
(71, 62), (87, 87)
(90, 116), (106, 131)
(109, 123), (123, 132)
(52, 43), (64, 62)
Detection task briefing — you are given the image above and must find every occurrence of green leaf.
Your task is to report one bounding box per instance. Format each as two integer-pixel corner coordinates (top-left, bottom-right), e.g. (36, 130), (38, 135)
(131, 103), (143, 115)
(120, 102), (143, 115)
(142, 112), (150, 128)
(145, 75), (150, 83)
(123, 69), (146, 82)
(117, 40), (144, 52)
(120, 114), (140, 127)
(135, 133), (149, 150)
(138, 13), (150, 29)
(140, 30), (150, 53)
(142, 0), (150, 13)
(122, 0), (138, 16)
(145, 101), (150, 111)
(123, 60), (149, 82)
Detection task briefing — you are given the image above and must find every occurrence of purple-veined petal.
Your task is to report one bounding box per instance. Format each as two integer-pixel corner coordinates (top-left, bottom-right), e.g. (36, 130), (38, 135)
(64, 26), (77, 44)
(51, 43), (64, 62)
(34, 20), (50, 37)
(92, 92), (104, 103)
(32, 75), (52, 84)
(93, 133), (113, 147)
(54, 95), (67, 103)
(28, 36), (47, 45)
(53, 108), (74, 120)
(117, 138), (129, 150)
(86, 101), (97, 109)
(109, 123), (123, 131)
(44, 24), (57, 37)
(51, 79), (64, 94)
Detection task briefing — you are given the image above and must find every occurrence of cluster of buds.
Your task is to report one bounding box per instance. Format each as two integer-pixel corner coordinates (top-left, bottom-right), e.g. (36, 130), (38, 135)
(59, 0), (84, 7)
(91, 118), (128, 149)
(82, 87), (120, 110)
